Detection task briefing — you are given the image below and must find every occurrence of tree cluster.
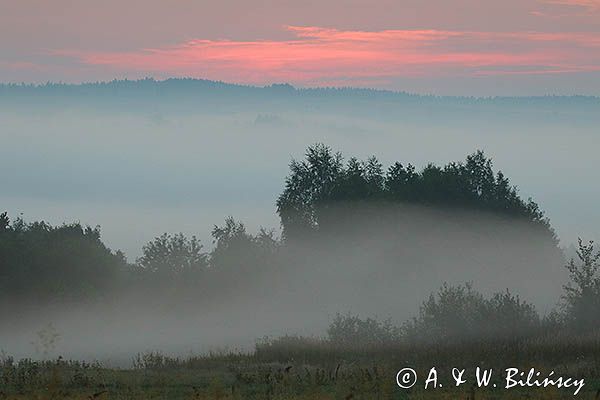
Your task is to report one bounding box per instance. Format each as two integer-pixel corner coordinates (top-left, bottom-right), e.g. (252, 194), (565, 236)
(0, 145), (596, 334)
(277, 144), (554, 241)
(0, 212), (127, 302)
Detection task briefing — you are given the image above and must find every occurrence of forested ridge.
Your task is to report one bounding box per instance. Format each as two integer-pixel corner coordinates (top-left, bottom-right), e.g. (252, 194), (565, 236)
(2, 78), (599, 110)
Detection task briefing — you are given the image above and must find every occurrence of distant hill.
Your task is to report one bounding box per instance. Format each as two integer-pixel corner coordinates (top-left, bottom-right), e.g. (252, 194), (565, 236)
(1, 77), (599, 104)
(2, 78), (599, 121)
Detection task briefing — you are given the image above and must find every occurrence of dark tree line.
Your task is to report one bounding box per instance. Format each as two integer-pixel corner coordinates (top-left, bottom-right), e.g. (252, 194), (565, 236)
(277, 144), (554, 241)
(2, 79), (599, 108)
(0, 212), (127, 301)
(0, 213), (278, 303)
(0, 145), (597, 332)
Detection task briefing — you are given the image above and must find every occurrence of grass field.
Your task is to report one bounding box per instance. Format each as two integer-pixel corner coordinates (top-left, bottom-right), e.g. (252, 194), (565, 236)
(2, 332), (599, 399)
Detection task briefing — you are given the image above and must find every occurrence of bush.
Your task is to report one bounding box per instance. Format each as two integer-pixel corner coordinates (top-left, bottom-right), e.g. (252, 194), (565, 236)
(327, 313), (400, 346)
(562, 239), (600, 331)
(404, 283), (540, 343)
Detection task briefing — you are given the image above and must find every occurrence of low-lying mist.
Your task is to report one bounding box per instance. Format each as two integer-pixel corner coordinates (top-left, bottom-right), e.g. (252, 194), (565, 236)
(1, 82), (596, 365)
(0, 204), (565, 365)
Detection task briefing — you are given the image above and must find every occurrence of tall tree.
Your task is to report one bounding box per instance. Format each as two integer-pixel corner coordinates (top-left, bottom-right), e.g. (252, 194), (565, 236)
(276, 144), (343, 239)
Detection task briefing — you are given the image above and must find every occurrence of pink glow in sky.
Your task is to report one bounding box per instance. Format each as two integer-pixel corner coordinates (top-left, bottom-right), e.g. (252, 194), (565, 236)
(53, 27), (600, 86)
(1, 0), (600, 95)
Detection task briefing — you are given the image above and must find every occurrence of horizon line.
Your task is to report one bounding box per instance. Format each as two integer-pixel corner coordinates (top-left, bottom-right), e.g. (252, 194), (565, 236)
(1, 77), (599, 100)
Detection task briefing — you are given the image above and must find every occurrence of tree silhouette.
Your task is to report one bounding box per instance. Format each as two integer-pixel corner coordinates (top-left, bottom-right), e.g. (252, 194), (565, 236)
(137, 233), (207, 277)
(276, 144), (343, 239)
(277, 144), (556, 242)
(562, 238), (600, 330)
(0, 215), (126, 301)
(210, 217), (278, 273)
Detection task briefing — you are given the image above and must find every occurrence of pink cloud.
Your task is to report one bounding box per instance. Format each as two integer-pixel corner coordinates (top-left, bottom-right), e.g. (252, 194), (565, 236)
(52, 26), (600, 87)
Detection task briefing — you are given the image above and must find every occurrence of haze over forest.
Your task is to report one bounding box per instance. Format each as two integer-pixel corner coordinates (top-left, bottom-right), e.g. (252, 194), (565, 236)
(1, 79), (599, 363)
(3, 1), (600, 397)
(1, 79), (599, 257)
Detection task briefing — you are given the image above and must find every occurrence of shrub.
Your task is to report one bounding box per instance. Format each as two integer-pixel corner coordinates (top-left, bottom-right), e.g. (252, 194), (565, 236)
(562, 239), (600, 331)
(404, 283), (540, 343)
(327, 313), (400, 346)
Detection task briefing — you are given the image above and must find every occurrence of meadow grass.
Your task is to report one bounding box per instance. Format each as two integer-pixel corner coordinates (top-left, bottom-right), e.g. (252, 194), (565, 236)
(1, 332), (599, 399)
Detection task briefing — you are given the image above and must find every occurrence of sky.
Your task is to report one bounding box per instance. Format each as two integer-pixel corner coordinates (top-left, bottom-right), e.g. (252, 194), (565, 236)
(1, 0), (600, 95)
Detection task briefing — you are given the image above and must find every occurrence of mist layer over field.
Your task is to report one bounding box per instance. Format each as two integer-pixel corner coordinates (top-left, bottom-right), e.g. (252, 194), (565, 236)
(0, 81), (596, 363)
(1, 203), (564, 364)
